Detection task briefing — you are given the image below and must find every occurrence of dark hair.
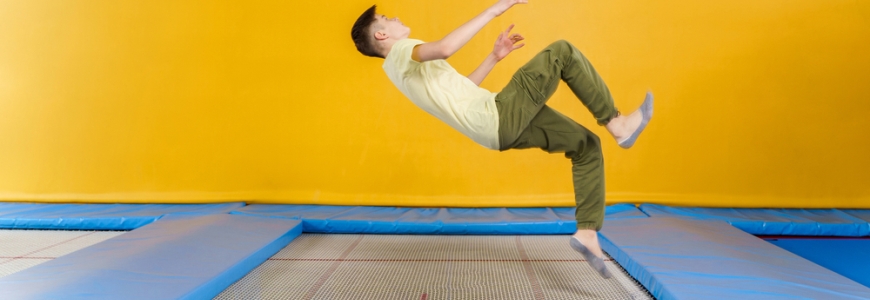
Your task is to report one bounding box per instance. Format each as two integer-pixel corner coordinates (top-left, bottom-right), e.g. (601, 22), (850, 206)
(351, 5), (384, 58)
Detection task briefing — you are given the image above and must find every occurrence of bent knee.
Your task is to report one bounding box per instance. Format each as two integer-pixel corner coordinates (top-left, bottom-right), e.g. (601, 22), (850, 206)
(546, 40), (581, 61)
(586, 133), (602, 152)
(567, 132), (602, 161)
(549, 39), (572, 50)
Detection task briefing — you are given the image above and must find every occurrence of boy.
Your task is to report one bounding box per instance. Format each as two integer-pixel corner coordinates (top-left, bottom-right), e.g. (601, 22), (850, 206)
(351, 0), (652, 279)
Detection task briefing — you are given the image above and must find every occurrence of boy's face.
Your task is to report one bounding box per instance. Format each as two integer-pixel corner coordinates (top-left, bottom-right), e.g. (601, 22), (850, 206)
(375, 14), (410, 40)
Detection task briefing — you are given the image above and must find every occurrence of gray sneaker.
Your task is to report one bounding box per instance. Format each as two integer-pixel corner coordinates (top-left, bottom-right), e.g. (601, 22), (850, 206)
(569, 237), (612, 279)
(617, 91), (654, 149)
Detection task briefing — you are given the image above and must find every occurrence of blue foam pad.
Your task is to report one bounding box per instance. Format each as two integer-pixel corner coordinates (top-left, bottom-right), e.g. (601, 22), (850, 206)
(767, 239), (870, 288)
(603, 203), (648, 219)
(842, 209), (870, 224)
(232, 204), (646, 234)
(639, 204), (870, 236)
(0, 214), (301, 300)
(599, 217), (870, 300)
(0, 202), (245, 230)
(233, 205), (574, 234)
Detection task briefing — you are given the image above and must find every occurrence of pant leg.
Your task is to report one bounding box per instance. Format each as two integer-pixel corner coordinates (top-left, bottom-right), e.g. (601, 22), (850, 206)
(495, 40), (619, 150)
(502, 106), (606, 231)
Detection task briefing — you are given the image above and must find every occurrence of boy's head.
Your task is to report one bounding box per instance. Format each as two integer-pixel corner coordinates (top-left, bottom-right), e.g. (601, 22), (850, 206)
(351, 5), (410, 58)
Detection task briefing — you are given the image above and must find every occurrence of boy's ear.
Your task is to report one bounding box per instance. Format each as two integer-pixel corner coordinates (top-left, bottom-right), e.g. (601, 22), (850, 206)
(374, 30), (388, 41)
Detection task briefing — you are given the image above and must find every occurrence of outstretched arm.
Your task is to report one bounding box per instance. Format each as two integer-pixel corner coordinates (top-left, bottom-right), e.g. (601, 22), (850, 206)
(468, 25), (525, 86)
(412, 0), (528, 62)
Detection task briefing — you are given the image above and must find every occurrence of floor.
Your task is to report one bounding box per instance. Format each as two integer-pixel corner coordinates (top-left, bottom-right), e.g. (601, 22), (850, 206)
(0, 230), (653, 300)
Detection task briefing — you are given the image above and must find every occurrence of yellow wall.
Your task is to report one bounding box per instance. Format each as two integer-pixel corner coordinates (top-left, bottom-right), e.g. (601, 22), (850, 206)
(1, 0), (868, 208)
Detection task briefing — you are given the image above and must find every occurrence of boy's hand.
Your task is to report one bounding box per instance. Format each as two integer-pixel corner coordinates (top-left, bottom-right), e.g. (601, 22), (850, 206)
(491, 0), (528, 16)
(493, 24), (525, 61)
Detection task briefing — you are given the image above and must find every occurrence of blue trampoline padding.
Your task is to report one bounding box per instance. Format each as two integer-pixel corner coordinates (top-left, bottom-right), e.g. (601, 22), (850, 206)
(639, 204), (870, 236)
(599, 217), (870, 300)
(0, 202), (245, 230)
(233, 205), (574, 234)
(842, 209), (870, 223)
(603, 203), (648, 219)
(767, 239), (870, 288)
(0, 214), (302, 300)
(231, 204), (646, 234)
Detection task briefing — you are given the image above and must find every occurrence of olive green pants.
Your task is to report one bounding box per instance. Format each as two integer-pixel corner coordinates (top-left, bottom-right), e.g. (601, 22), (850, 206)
(495, 40), (619, 231)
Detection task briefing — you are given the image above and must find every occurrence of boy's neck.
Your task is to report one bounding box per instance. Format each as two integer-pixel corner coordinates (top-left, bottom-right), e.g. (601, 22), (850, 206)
(380, 37), (407, 58)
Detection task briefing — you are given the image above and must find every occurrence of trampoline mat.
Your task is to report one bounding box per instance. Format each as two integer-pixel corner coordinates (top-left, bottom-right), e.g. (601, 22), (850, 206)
(216, 234), (653, 300)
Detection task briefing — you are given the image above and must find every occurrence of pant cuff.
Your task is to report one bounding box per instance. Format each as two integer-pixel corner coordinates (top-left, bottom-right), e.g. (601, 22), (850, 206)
(576, 222), (602, 231)
(597, 109), (620, 126)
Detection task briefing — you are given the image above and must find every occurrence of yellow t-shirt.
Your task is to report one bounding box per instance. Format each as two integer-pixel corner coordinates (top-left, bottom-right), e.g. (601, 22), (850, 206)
(383, 39), (500, 150)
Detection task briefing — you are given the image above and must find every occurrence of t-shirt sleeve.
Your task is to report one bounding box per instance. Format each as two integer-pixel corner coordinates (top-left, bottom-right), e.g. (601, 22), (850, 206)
(385, 39), (425, 75)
